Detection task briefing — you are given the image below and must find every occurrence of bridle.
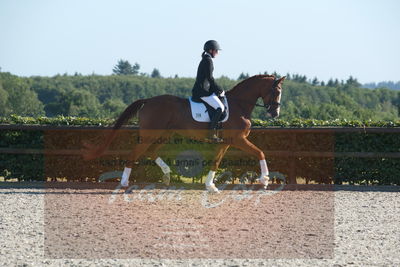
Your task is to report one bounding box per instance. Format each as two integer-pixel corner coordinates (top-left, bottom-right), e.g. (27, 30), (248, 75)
(255, 77), (281, 113)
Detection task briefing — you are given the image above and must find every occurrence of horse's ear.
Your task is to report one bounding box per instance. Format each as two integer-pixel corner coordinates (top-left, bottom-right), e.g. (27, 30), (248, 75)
(278, 76), (286, 83)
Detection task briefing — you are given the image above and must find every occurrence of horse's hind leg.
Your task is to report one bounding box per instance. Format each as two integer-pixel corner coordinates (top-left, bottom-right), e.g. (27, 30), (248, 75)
(120, 130), (163, 187)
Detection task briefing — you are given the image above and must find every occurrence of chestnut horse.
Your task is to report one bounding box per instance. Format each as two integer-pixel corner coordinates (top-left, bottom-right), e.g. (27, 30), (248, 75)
(84, 75), (285, 192)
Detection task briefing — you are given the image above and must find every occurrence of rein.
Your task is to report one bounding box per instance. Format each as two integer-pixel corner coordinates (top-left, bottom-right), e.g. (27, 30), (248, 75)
(255, 102), (281, 109)
(224, 77), (281, 113)
(254, 77), (281, 111)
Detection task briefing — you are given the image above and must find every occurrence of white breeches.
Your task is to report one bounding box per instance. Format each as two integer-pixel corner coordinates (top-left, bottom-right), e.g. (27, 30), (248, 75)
(200, 93), (225, 112)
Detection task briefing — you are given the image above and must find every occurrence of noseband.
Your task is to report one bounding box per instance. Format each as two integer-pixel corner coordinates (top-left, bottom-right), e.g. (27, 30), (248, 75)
(255, 78), (281, 112)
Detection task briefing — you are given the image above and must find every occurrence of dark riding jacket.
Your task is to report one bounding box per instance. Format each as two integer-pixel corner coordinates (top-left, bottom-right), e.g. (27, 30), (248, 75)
(192, 52), (223, 101)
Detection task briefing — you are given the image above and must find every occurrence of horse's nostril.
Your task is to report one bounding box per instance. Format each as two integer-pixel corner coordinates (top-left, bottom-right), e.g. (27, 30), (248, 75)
(270, 111), (279, 118)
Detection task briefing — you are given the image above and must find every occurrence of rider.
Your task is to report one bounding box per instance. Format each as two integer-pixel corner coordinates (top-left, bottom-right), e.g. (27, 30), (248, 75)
(192, 40), (225, 143)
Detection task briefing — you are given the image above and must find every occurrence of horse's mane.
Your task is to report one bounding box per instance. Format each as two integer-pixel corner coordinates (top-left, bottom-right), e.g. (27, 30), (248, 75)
(228, 74), (275, 93)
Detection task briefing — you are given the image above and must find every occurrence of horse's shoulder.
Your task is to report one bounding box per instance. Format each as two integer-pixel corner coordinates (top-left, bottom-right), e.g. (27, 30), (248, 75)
(237, 116), (251, 129)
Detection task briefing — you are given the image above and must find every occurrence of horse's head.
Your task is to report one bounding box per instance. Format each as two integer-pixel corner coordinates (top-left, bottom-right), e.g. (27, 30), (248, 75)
(262, 76), (285, 118)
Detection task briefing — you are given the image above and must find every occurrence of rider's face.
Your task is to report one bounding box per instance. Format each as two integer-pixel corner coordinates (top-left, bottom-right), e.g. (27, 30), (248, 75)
(211, 49), (219, 58)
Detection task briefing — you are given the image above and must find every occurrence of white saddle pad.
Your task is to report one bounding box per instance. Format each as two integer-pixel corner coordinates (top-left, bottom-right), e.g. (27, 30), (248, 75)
(189, 97), (229, 123)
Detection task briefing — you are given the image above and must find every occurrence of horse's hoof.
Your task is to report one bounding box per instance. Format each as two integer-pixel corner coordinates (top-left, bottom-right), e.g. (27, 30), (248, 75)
(206, 184), (220, 194)
(120, 181), (129, 187)
(162, 173), (170, 186)
(258, 176), (269, 189)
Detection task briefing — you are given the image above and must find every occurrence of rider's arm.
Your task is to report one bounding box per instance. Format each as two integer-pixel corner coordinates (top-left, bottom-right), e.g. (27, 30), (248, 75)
(204, 57), (223, 95)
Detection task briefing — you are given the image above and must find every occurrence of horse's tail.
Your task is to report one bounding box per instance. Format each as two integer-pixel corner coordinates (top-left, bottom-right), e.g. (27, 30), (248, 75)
(113, 99), (146, 130)
(83, 99), (146, 160)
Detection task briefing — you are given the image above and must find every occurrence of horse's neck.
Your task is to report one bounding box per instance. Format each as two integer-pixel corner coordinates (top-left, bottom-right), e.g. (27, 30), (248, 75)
(227, 81), (261, 118)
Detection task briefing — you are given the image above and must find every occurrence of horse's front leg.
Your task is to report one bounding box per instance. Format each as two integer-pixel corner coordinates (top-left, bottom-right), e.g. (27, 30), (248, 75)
(147, 142), (171, 186)
(232, 137), (270, 189)
(205, 144), (230, 193)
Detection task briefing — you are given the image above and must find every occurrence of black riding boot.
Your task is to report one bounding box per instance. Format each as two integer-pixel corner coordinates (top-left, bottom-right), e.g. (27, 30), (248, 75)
(206, 108), (223, 143)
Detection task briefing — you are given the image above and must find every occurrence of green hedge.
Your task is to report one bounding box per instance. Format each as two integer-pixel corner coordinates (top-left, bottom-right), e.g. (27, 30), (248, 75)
(1, 115), (400, 127)
(0, 116), (399, 185)
(0, 115), (115, 126)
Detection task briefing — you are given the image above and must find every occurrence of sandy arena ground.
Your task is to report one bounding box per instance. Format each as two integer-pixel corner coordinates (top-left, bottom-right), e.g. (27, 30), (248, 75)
(0, 183), (399, 266)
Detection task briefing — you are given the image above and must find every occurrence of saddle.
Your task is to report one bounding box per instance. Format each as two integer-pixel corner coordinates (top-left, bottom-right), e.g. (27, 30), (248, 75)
(189, 96), (229, 123)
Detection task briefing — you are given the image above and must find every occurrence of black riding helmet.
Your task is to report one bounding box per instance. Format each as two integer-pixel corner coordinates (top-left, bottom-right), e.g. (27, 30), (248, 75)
(204, 40), (221, 51)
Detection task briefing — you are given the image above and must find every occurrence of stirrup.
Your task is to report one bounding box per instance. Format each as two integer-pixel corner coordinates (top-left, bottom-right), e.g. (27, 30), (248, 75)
(206, 136), (223, 143)
(205, 131), (223, 143)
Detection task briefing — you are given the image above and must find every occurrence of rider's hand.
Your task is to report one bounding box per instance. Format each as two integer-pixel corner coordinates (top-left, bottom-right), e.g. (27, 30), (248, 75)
(219, 90), (225, 97)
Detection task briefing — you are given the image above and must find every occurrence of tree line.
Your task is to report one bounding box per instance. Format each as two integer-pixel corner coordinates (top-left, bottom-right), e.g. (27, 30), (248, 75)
(0, 60), (398, 121)
(363, 81), (400, 91)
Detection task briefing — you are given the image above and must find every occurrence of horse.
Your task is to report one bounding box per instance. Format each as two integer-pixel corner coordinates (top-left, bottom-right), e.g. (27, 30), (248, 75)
(83, 75), (285, 193)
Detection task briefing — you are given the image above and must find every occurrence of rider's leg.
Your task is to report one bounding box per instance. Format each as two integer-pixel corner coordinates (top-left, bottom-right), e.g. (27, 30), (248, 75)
(200, 93), (225, 112)
(200, 94), (225, 142)
(208, 108), (223, 141)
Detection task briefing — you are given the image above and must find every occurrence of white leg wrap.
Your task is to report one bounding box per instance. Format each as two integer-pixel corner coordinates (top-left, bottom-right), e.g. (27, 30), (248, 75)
(155, 157), (171, 174)
(121, 167), (131, 187)
(259, 160), (269, 188)
(205, 170), (219, 193)
(205, 170), (216, 186)
(260, 159), (269, 177)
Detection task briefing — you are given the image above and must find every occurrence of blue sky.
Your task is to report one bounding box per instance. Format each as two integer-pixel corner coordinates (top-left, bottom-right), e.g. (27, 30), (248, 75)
(1, 0), (399, 83)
